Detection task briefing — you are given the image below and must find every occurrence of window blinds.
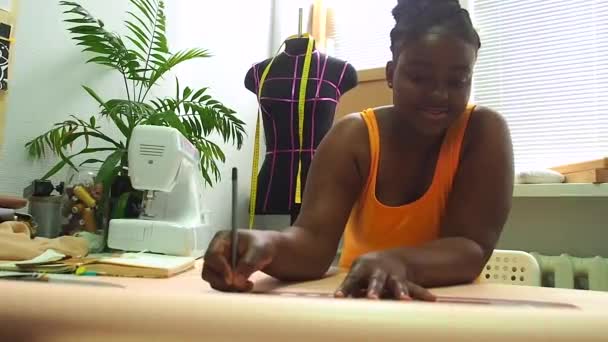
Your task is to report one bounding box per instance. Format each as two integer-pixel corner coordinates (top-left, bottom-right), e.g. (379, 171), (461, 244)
(472, 0), (608, 169)
(326, 1), (607, 170)
(325, 0), (395, 70)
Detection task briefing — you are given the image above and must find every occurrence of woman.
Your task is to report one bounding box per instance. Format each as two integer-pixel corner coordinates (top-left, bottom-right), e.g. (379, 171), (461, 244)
(202, 0), (513, 300)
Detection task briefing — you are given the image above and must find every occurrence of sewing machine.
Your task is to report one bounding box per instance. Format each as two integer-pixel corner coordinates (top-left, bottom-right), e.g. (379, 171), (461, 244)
(107, 125), (211, 257)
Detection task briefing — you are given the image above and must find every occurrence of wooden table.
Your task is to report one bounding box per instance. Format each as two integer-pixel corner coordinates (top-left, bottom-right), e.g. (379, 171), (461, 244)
(1, 261), (607, 341)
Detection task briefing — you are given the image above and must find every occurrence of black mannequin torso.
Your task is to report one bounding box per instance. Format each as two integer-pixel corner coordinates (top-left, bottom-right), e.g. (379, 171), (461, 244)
(245, 37), (357, 221)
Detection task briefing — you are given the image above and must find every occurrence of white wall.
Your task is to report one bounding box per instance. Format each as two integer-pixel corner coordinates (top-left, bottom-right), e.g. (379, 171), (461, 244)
(0, 0), (272, 233)
(166, 0), (273, 231)
(0, 0), (130, 196)
(498, 198), (608, 258)
(271, 0), (313, 52)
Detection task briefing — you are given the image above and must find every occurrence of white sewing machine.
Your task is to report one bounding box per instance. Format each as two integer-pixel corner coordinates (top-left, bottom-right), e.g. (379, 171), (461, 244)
(107, 125), (211, 257)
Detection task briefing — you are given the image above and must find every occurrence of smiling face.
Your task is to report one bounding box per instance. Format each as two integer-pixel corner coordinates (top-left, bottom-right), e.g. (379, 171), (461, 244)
(386, 26), (478, 136)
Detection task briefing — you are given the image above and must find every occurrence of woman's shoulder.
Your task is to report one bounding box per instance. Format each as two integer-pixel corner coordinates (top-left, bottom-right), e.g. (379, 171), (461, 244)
(331, 111), (371, 153)
(332, 106), (393, 153)
(331, 107), (386, 142)
(470, 104), (506, 122)
(467, 105), (509, 136)
(462, 105), (511, 155)
(332, 110), (370, 136)
(327, 110), (374, 175)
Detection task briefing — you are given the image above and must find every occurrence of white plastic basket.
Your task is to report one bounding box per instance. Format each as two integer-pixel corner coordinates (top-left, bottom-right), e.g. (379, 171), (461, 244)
(478, 249), (542, 287)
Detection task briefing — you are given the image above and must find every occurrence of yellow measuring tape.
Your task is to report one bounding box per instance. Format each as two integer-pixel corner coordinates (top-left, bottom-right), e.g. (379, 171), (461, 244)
(249, 35), (314, 229)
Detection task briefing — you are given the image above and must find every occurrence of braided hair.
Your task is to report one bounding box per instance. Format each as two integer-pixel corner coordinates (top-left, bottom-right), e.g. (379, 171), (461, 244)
(390, 0), (480, 57)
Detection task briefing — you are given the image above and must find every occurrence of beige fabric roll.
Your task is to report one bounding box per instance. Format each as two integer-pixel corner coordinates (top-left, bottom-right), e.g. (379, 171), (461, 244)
(0, 221), (88, 261)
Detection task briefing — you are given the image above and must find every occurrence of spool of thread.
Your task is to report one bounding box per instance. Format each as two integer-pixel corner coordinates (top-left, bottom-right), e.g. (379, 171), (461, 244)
(73, 185), (96, 208)
(91, 183), (103, 200)
(82, 208), (97, 233)
(71, 203), (85, 215)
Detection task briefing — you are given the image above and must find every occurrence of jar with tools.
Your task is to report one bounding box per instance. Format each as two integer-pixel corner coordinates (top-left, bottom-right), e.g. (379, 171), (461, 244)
(61, 168), (106, 252)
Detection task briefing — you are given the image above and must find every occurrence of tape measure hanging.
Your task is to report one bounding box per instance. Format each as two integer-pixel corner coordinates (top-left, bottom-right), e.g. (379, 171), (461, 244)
(294, 38), (314, 205)
(249, 35), (314, 229)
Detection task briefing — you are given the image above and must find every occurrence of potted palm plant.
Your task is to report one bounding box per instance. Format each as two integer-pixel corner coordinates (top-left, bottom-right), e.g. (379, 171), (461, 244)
(24, 0), (245, 247)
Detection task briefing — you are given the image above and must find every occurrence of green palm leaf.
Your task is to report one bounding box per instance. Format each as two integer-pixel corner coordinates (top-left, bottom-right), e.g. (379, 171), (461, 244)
(131, 0), (156, 24)
(195, 138), (225, 185)
(123, 0), (176, 100)
(82, 85), (107, 109)
(144, 49), (211, 100)
(126, 11), (151, 34)
(25, 114), (122, 161)
(149, 83), (246, 150)
(41, 147), (118, 180)
(60, 1), (140, 82)
(80, 158), (105, 167)
(95, 149), (126, 187)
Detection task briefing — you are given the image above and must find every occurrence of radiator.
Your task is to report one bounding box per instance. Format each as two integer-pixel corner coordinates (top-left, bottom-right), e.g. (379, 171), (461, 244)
(531, 252), (608, 291)
(480, 250), (608, 292)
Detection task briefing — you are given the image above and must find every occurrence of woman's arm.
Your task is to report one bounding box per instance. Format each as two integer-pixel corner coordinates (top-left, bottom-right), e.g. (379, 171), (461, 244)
(407, 107), (514, 287)
(259, 114), (369, 281)
(202, 114), (369, 291)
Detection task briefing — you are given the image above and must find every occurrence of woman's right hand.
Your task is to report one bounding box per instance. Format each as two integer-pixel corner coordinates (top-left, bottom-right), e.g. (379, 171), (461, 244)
(201, 229), (277, 292)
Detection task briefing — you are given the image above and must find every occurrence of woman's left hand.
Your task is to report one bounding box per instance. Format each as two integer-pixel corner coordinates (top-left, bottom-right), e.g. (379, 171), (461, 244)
(334, 251), (437, 301)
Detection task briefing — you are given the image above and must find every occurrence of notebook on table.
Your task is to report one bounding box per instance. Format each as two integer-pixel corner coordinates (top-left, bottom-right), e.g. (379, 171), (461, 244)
(1, 250), (195, 278)
(74, 252), (196, 278)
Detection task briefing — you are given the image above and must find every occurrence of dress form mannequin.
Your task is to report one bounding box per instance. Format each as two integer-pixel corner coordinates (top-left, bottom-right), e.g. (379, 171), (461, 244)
(245, 36), (357, 224)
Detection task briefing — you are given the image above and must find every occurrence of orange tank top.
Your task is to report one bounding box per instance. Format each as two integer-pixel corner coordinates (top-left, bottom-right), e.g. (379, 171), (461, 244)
(338, 105), (475, 268)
